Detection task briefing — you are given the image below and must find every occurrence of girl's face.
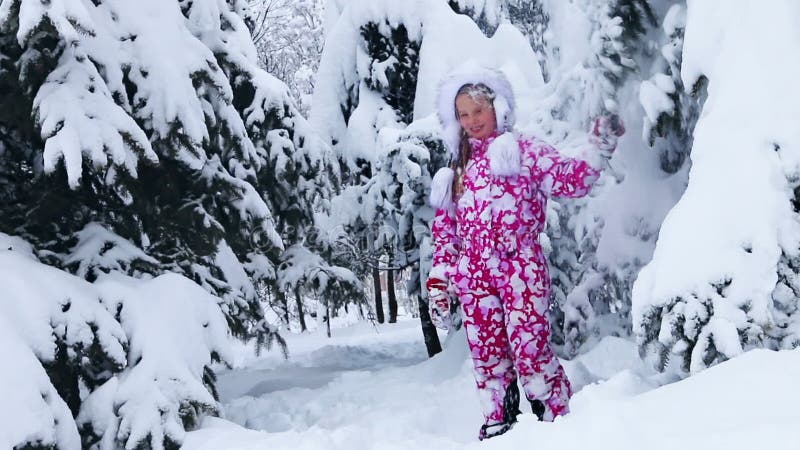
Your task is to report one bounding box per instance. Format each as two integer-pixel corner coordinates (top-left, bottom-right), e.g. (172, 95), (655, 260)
(455, 93), (497, 140)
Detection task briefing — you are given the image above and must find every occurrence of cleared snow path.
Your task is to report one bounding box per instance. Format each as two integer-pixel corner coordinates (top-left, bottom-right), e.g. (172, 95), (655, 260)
(184, 318), (800, 450)
(217, 329), (428, 401)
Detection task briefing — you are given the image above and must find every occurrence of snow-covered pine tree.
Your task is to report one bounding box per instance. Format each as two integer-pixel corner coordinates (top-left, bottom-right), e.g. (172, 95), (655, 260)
(633, 0), (800, 376)
(540, 0), (656, 125)
(0, 242), (129, 450)
(773, 247), (800, 350)
(0, 0), (288, 343)
(360, 12), (425, 324)
(0, 0), (337, 447)
(327, 176), (398, 323)
(312, 1), (426, 324)
(529, 0), (658, 357)
(544, 201), (597, 353)
(216, 9), (360, 335)
(0, 7), (153, 446)
(314, 2), (422, 183)
(373, 120), (449, 354)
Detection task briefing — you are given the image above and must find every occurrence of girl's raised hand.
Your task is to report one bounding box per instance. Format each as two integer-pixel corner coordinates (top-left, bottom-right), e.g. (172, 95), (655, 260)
(593, 114), (626, 138)
(590, 114), (625, 157)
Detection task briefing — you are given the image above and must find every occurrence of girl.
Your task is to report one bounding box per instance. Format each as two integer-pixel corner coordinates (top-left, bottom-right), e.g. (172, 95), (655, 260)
(425, 65), (624, 440)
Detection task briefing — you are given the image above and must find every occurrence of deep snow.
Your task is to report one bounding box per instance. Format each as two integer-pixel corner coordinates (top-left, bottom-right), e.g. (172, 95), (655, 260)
(183, 319), (800, 449)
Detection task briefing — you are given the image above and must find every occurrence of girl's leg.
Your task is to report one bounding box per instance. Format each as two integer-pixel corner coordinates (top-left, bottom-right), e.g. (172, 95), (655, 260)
(494, 254), (572, 420)
(456, 270), (520, 431)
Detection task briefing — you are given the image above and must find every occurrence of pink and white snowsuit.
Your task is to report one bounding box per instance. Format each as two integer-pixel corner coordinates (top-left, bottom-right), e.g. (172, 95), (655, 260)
(430, 131), (601, 424)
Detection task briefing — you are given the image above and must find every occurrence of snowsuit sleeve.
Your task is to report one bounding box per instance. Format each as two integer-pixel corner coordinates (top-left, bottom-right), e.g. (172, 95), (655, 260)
(536, 144), (601, 199)
(430, 206), (460, 282)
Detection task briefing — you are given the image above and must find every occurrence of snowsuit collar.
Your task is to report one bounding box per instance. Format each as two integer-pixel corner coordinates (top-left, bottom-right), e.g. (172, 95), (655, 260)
(468, 131), (502, 154)
(429, 131), (522, 209)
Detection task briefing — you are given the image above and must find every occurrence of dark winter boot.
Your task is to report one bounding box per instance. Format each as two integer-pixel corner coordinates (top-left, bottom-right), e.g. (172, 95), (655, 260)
(529, 398), (546, 422)
(478, 379), (522, 441)
(503, 378), (522, 423)
(478, 421), (514, 441)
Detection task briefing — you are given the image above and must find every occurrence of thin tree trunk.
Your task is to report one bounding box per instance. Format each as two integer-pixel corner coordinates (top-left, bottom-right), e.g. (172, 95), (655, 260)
(387, 268), (398, 323)
(418, 295), (442, 357)
(276, 290), (289, 325)
(326, 296), (332, 338)
(294, 288), (307, 332)
(372, 266), (385, 323)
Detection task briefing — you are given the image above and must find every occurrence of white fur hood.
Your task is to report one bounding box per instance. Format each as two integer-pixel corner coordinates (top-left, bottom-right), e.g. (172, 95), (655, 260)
(435, 61), (516, 160)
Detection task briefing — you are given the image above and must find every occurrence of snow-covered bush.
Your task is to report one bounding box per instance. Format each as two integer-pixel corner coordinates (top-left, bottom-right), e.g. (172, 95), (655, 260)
(79, 273), (232, 450)
(0, 246), (128, 420)
(0, 235), (233, 450)
(633, 0), (800, 375)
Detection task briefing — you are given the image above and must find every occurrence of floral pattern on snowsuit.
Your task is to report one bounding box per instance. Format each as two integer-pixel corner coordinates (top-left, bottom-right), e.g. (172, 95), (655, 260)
(431, 132), (601, 425)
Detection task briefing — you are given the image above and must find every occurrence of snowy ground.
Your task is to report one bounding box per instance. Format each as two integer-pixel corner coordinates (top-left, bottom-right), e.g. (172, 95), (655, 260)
(184, 318), (800, 450)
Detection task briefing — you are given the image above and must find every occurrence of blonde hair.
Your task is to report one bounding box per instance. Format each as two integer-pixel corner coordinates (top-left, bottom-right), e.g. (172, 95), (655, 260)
(451, 83), (495, 198)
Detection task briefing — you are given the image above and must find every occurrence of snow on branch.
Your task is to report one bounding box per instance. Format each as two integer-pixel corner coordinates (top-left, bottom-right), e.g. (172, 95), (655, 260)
(63, 222), (161, 281)
(34, 47), (157, 188)
(0, 314), (81, 450)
